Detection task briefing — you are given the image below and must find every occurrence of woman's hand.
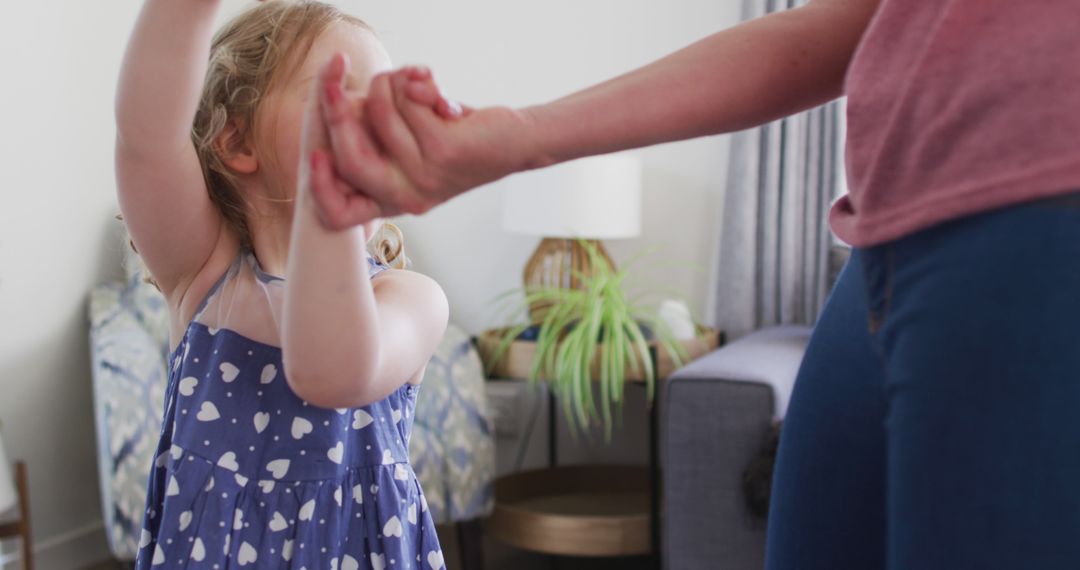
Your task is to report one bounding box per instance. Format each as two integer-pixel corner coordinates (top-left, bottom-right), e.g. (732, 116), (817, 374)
(310, 61), (545, 229)
(303, 53), (386, 229)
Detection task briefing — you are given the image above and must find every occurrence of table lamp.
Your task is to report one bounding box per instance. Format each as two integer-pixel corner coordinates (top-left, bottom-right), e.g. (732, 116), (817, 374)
(0, 420), (33, 570)
(503, 154), (642, 321)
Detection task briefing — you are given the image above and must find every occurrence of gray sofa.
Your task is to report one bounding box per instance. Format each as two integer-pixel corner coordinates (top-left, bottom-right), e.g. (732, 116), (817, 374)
(662, 325), (812, 570)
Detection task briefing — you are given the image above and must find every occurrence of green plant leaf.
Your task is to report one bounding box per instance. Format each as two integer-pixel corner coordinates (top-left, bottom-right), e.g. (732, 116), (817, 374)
(486, 237), (701, 440)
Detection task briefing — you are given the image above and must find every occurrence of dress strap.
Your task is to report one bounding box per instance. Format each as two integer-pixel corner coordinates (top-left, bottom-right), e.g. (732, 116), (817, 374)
(368, 256), (391, 278)
(191, 253), (242, 323)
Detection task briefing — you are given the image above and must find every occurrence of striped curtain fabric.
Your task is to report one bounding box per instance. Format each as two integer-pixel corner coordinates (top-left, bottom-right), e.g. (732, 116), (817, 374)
(707, 0), (844, 338)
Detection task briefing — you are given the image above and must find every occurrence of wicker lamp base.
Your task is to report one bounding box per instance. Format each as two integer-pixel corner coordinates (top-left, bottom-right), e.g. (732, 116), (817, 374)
(523, 238), (614, 322)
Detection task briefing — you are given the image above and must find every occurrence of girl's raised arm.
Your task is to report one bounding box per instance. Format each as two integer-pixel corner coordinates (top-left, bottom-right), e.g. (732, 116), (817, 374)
(115, 0), (228, 301)
(282, 56), (449, 409)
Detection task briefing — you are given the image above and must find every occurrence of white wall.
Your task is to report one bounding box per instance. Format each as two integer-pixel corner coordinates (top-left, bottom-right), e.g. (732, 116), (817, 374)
(0, 0), (739, 566)
(367, 0), (739, 333)
(0, 1), (143, 567)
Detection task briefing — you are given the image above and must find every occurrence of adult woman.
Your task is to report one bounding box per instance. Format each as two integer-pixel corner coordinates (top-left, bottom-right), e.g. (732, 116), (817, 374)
(304, 1), (1080, 567)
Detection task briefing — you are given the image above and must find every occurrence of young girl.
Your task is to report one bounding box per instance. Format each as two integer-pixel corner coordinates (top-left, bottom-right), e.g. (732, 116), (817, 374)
(115, 1), (449, 568)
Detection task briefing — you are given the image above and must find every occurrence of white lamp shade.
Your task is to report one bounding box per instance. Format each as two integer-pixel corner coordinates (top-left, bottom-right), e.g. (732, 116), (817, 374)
(0, 424), (16, 513)
(503, 153), (642, 239)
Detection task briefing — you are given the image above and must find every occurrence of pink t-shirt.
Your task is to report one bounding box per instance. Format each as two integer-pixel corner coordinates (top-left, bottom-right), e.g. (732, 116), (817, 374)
(830, 0), (1080, 247)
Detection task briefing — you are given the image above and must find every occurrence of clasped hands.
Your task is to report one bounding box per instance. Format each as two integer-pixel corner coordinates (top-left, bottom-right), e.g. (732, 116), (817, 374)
(302, 53), (542, 231)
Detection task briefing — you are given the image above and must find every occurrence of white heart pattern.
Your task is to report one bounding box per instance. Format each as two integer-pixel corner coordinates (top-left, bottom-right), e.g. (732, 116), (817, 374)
(217, 452), (239, 472)
(178, 511), (193, 532)
(235, 474), (249, 487)
(269, 511), (288, 532)
(233, 508), (244, 530)
(334, 486), (343, 507)
(298, 499), (316, 521)
(266, 459), (290, 480)
(154, 451), (168, 468)
(253, 412), (270, 434)
(196, 402), (220, 422)
(371, 553), (386, 570)
(342, 554), (360, 570)
(190, 538), (205, 561)
(152, 544), (165, 565)
(392, 408), (402, 423)
(291, 417), (313, 440)
(352, 410), (374, 429)
(218, 360), (239, 382)
(382, 449), (394, 465)
(166, 476), (179, 497)
(382, 516), (403, 538)
(219, 362), (240, 383)
(204, 477), (215, 492)
(353, 484), (364, 504)
(178, 377), (198, 396)
(328, 442), (345, 464)
(237, 541), (257, 566)
(427, 550), (445, 569)
(260, 363), (277, 384)
(259, 480), (276, 493)
(395, 464), (410, 481)
(139, 528), (151, 548)
(170, 444), (183, 460)
(282, 539), (294, 561)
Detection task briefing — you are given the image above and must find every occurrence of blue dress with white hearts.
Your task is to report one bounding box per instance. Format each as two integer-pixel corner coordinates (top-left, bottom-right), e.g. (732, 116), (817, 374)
(134, 250), (444, 570)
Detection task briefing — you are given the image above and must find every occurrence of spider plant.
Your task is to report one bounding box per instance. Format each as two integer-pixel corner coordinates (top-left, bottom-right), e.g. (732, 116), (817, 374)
(487, 239), (694, 439)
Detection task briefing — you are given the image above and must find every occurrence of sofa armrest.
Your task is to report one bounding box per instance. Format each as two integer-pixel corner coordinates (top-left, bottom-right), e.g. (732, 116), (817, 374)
(663, 376), (773, 569)
(662, 325), (812, 569)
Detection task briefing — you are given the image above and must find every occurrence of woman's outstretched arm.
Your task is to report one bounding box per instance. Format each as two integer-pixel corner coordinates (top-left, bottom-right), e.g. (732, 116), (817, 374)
(525, 0), (879, 162)
(309, 0), (880, 228)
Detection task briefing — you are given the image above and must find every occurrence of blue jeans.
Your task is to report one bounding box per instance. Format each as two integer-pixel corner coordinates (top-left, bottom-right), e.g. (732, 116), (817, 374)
(766, 194), (1080, 569)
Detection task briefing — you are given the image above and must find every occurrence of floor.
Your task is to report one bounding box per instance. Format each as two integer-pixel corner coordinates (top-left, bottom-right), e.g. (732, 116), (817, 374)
(80, 523), (656, 569)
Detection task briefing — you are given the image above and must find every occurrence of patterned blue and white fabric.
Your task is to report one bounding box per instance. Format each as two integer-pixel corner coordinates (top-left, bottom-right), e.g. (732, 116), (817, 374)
(133, 250), (443, 568)
(89, 242), (493, 565)
(89, 246), (171, 560)
(410, 326), (495, 524)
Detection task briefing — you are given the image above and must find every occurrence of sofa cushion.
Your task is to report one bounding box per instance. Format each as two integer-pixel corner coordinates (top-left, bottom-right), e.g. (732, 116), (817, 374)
(410, 325), (495, 523)
(670, 325), (812, 419)
(88, 279), (170, 559)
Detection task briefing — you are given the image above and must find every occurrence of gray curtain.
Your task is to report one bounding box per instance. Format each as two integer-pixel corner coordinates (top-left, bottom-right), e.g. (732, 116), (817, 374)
(708, 0), (843, 339)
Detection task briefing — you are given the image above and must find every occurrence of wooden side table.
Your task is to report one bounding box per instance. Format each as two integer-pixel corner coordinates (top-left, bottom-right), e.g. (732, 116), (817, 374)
(477, 328), (725, 567)
(0, 462), (34, 570)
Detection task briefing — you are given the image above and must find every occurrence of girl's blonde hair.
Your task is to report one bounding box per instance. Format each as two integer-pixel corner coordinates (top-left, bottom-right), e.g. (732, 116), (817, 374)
(121, 1), (406, 287)
(190, 0), (406, 267)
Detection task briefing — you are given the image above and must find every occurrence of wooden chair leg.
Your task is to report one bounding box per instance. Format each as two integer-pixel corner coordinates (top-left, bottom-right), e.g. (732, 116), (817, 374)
(16, 462), (32, 570)
(456, 519), (484, 570)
